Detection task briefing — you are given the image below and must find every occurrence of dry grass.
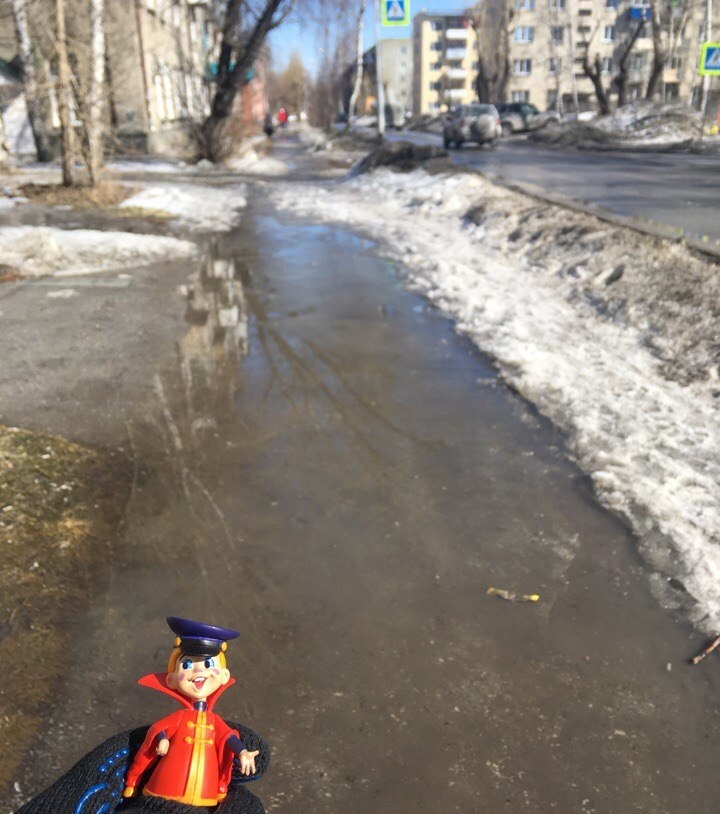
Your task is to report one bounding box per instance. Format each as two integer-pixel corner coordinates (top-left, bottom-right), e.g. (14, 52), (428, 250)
(0, 426), (130, 794)
(19, 180), (138, 210)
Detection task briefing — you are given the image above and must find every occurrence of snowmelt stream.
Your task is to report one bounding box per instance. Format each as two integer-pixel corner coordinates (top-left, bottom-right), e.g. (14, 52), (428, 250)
(272, 169), (720, 633)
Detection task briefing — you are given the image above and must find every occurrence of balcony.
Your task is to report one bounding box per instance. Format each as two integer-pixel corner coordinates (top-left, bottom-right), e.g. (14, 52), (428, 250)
(446, 28), (468, 39)
(446, 68), (467, 79)
(445, 47), (467, 60)
(446, 88), (466, 100)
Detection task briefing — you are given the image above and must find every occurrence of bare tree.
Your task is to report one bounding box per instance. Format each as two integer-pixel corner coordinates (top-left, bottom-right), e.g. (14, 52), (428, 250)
(10, 0), (53, 161)
(467, 0), (512, 104)
(578, 21), (611, 114)
(346, 0), (366, 125)
(86, 0), (105, 184)
(645, 0), (694, 99)
(612, 18), (646, 106)
(55, 0), (75, 185)
(201, 0), (295, 159)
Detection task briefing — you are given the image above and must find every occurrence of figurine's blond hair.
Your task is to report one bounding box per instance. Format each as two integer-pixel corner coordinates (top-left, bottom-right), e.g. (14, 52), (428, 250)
(167, 639), (228, 673)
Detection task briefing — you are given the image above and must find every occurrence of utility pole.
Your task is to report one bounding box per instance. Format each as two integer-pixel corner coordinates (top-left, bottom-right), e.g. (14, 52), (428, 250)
(374, 0), (386, 136)
(701, 0), (712, 115)
(566, 0), (580, 116)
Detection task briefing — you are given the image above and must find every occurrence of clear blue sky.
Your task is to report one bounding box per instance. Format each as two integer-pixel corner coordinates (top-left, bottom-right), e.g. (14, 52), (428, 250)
(269, 0), (466, 75)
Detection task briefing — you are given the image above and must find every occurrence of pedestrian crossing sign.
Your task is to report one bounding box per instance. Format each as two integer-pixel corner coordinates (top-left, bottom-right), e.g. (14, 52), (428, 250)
(699, 42), (720, 75)
(381, 0), (410, 26)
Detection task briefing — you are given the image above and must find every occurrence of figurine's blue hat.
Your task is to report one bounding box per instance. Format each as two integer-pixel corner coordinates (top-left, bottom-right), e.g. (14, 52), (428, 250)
(167, 616), (240, 658)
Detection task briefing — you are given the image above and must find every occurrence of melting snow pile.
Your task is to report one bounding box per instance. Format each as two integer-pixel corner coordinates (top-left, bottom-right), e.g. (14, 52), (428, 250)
(121, 183), (247, 231)
(225, 150), (288, 176)
(273, 168), (720, 633)
(534, 101), (702, 148)
(0, 226), (197, 277)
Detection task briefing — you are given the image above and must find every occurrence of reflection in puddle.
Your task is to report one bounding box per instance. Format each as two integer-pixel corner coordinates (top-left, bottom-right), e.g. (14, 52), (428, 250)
(179, 242), (248, 442)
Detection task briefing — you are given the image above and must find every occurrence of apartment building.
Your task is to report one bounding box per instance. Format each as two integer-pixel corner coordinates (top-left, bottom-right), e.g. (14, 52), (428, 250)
(412, 3), (716, 116)
(507, 0), (718, 111)
(105, 0), (217, 154)
(413, 13), (479, 116)
(357, 38), (414, 120)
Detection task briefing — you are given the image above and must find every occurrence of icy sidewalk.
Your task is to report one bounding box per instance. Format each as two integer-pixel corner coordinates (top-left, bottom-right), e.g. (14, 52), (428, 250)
(273, 169), (720, 633)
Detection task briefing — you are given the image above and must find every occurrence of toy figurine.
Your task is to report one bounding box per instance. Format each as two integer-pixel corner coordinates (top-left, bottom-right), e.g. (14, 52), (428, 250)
(123, 617), (259, 805)
(14, 617), (269, 814)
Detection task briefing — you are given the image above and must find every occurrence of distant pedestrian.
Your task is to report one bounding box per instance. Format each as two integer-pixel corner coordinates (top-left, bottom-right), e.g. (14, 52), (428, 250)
(277, 108), (288, 129)
(263, 112), (275, 138)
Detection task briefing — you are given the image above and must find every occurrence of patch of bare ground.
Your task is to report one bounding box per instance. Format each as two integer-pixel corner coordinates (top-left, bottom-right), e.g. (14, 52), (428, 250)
(18, 181), (139, 211)
(0, 426), (131, 795)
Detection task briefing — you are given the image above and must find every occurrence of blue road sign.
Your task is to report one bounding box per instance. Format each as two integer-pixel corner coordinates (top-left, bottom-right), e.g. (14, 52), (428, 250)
(699, 42), (720, 76)
(382, 0), (410, 26)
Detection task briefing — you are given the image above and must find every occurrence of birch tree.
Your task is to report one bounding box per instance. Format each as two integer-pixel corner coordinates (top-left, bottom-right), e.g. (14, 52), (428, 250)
(10, 0), (53, 161)
(346, 0), (366, 125)
(55, 0), (74, 185)
(86, 0), (105, 184)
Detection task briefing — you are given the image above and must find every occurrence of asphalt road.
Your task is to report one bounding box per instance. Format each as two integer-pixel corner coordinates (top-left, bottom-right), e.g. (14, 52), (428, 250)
(388, 129), (720, 242)
(5, 143), (720, 814)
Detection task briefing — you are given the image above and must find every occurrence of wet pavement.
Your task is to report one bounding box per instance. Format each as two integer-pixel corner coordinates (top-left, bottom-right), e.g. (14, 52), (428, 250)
(4, 143), (720, 814)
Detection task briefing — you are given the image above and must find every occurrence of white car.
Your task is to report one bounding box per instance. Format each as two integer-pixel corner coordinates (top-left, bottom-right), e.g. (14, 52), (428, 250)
(443, 104), (501, 149)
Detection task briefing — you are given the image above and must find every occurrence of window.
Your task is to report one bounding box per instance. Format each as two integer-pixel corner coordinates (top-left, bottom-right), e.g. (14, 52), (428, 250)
(606, 0), (618, 8)
(549, 0), (565, 8)
(513, 58), (532, 74)
(431, 42), (442, 50)
(630, 52), (646, 70)
(602, 24), (616, 41)
(514, 0), (535, 9)
(513, 26), (534, 42)
(551, 26), (564, 43)
(511, 90), (530, 102)
(548, 56), (562, 73)
(579, 8), (592, 15)
(601, 56), (613, 73)
(577, 25), (591, 33)
(670, 55), (684, 70)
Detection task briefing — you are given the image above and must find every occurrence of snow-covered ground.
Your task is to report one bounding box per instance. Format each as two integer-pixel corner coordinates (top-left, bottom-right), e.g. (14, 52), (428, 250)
(224, 149), (288, 175)
(120, 183), (247, 231)
(0, 226), (197, 277)
(272, 168), (720, 633)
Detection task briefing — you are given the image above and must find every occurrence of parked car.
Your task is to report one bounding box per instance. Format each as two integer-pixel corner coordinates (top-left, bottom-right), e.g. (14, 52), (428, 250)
(495, 102), (560, 135)
(443, 104), (501, 149)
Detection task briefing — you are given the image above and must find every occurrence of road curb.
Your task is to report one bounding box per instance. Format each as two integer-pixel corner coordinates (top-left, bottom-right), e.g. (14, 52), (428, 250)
(475, 173), (720, 262)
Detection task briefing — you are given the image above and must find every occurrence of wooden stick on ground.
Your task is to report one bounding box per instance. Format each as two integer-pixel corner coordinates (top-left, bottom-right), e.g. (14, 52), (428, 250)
(690, 634), (720, 665)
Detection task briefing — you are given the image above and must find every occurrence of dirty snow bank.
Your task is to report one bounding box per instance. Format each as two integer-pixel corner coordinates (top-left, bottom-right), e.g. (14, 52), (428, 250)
(273, 169), (720, 633)
(120, 183), (247, 231)
(0, 226), (197, 277)
(534, 101), (702, 148)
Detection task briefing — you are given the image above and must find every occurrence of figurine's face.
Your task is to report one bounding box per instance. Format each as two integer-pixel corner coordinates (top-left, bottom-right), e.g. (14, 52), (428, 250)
(166, 655), (230, 700)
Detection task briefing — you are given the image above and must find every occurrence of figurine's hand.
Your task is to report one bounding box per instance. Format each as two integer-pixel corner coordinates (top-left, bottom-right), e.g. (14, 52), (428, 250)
(238, 748), (259, 776)
(122, 786), (136, 798)
(156, 737), (170, 756)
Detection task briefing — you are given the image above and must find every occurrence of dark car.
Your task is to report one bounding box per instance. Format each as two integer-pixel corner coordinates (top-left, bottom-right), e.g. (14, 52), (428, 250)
(495, 102), (560, 135)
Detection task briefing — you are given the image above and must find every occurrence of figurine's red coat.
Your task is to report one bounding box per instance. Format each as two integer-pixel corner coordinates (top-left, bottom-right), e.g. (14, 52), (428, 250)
(124, 673), (241, 806)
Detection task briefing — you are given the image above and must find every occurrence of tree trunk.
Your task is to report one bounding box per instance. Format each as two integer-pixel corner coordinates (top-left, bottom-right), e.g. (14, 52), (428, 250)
(346, 0), (366, 126)
(645, 9), (665, 100)
(11, 0), (53, 162)
(56, 0), (74, 185)
(583, 53), (611, 114)
(86, 0), (106, 185)
(613, 20), (645, 107)
(202, 0), (287, 160)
